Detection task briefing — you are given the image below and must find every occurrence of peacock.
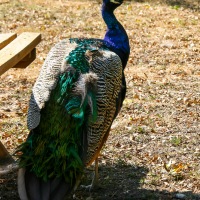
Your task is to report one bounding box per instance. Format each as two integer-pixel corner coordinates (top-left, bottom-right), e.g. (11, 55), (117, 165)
(16, 0), (130, 199)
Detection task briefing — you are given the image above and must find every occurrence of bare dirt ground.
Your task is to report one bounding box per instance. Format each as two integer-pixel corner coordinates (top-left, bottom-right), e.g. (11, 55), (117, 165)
(0, 0), (199, 199)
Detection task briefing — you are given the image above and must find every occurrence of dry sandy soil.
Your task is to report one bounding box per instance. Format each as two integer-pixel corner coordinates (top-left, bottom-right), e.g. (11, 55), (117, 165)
(0, 0), (199, 199)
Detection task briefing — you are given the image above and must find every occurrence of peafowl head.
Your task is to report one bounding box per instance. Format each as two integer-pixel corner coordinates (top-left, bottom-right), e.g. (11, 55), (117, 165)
(103, 0), (123, 11)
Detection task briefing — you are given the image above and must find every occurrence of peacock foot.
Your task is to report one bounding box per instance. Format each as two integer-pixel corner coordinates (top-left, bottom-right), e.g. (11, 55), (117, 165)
(80, 184), (93, 191)
(80, 171), (99, 191)
(81, 158), (99, 191)
(80, 177), (99, 192)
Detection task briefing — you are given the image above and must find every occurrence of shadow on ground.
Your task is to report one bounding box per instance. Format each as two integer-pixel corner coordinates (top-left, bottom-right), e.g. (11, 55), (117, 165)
(68, 161), (199, 200)
(0, 162), (200, 200)
(0, 162), (199, 200)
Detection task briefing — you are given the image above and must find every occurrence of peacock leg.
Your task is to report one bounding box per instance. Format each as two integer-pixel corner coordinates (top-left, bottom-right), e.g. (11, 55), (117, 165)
(91, 157), (99, 188)
(81, 157), (99, 191)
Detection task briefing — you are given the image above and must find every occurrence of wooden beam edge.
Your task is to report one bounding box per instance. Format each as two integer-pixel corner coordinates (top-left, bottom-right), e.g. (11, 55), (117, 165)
(0, 33), (17, 50)
(13, 48), (36, 68)
(0, 33), (41, 76)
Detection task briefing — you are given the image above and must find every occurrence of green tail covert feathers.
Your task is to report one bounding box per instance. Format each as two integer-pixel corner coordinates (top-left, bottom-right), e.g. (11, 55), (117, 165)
(16, 39), (99, 183)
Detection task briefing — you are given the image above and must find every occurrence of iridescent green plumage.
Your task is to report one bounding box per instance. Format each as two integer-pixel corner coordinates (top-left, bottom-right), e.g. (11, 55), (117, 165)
(17, 39), (99, 183)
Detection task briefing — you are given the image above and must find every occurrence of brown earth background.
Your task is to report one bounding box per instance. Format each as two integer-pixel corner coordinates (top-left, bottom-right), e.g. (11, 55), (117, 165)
(0, 0), (199, 199)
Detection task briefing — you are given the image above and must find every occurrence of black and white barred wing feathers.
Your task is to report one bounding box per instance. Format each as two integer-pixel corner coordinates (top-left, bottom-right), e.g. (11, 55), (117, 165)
(85, 50), (122, 165)
(27, 40), (77, 130)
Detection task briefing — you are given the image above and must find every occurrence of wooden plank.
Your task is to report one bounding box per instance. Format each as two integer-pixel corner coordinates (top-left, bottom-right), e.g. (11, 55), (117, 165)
(14, 48), (36, 68)
(0, 33), (17, 50)
(0, 140), (17, 175)
(0, 141), (10, 159)
(0, 32), (41, 76)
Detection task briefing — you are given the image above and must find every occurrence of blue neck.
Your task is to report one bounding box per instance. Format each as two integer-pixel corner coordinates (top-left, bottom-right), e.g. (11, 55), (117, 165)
(102, 4), (130, 68)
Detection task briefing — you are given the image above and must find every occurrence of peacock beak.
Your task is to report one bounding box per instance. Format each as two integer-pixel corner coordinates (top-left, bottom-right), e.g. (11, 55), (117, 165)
(110, 0), (123, 4)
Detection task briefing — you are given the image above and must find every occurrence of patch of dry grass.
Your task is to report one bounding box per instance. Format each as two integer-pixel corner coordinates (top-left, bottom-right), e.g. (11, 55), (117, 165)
(0, 0), (199, 199)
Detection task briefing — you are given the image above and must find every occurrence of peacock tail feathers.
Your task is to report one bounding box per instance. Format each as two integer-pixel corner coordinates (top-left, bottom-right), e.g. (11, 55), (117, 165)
(16, 39), (102, 183)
